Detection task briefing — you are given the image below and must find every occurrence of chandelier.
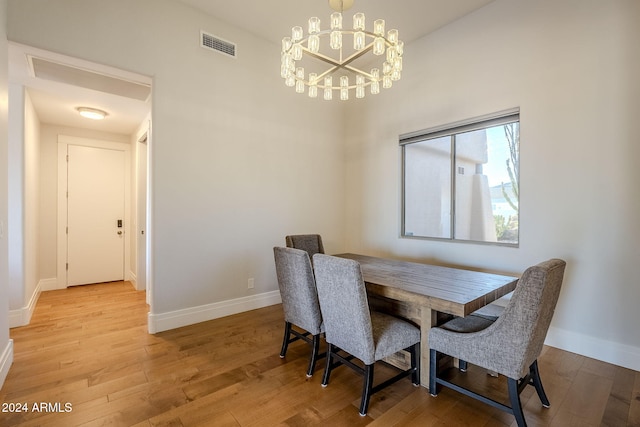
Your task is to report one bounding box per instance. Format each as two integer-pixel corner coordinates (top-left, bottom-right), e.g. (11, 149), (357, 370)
(280, 0), (404, 100)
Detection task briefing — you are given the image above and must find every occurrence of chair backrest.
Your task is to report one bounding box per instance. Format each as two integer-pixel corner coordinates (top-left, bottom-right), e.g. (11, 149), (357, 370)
(285, 234), (325, 259)
(312, 254), (375, 363)
(489, 258), (566, 378)
(273, 247), (323, 335)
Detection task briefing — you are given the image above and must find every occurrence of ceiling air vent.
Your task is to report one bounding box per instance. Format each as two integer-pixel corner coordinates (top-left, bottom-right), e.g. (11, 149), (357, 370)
(200, 31), (237, 58)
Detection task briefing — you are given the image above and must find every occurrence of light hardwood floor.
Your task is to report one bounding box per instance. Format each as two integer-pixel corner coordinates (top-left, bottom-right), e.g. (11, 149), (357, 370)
(1, 282), (639, 426)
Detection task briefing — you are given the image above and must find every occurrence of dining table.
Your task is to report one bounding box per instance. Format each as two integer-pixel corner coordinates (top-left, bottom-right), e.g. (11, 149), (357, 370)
(335, 253), (519, 387)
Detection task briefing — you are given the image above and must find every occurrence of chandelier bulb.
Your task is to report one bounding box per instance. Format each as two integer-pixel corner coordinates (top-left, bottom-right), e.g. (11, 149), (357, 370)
(324, 76), (333, 100)
(292, 26), (303, 42)
(374, 19), (385, 36)
(354, 31), (365, 51)
(330, 12), (342, 30)
(387, 29), (399, 45)
(308, 73), (318, 98)
(353, 13), (365, 31)
(309, 17), (321, 34)
(309, 34), (320, 52)
(340, 75), (349, 101)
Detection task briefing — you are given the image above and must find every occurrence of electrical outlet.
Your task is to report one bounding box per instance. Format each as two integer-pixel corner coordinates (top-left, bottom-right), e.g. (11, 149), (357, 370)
(248, 278), (254, 289)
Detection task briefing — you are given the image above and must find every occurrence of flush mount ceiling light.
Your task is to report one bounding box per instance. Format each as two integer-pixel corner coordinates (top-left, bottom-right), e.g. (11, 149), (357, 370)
(281, 0), (404, 101)
(77, 107), (108, 120)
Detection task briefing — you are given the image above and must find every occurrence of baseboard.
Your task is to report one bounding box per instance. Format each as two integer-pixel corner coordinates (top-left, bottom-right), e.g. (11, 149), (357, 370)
(0, 339), (14, 389)
(129, 271), (137, 289)
(8, 280), (44, 328)
(8, 310), (22, 328)
(148, 290), (282, 334)
(39, 277), (59, 291)
(546, 326), (640, 372)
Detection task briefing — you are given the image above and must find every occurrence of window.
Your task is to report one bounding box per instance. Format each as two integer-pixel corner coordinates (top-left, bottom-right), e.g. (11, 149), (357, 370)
(401, 110), (519, 246)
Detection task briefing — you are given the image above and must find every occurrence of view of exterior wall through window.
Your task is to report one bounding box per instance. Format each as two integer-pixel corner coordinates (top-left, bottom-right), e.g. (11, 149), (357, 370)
(401, 110), (519, 246)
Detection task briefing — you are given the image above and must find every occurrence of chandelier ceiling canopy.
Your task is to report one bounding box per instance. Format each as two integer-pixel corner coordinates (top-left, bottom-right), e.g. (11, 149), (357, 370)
(280, 0), (404, 101)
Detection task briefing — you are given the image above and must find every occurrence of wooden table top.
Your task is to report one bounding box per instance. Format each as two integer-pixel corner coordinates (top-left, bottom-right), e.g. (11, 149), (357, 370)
(336, 253), (519, 317)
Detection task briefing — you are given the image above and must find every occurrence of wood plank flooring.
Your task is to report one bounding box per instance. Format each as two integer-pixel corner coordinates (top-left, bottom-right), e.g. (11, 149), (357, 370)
(1, 282), (639, 426)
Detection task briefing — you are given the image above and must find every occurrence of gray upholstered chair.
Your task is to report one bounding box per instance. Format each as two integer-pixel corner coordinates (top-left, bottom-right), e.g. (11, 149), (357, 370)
(429, 259), (566, 427)
(285, 234), (325, 260)
(313, 254), (420, 416)
(273, 246), (325, 377)
(443, 302), (505, 374)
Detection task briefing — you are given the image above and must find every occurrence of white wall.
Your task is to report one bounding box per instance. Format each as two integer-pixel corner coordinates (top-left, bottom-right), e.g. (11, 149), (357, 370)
(344, 0), (640, 370)
(6, 85), (40, 327)
(6, 83), (22, 310)
(0, 0), (12, 390)
(22, 90), (39, 318)
(6, 0), (346, 331)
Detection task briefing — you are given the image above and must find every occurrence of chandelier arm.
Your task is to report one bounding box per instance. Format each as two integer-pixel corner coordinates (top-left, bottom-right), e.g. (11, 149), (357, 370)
(301, 48), (343, 68)
(310, 66), (341, 84)
(342, 65), (374, 80)
(300, 43), (375, 70)
(335, 43), (374, 68)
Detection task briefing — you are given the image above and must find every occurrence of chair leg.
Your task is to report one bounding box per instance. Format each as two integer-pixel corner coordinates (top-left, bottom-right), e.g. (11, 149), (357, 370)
(410, 343), (420, 386)
(429, 349), (438, 396)
(508, 378), (527, 427)
(321, 343), (334, 387)
(306, 334), (321, 377)
(359, 364), (375, 416)
(529, 360), (550, 408)
(279, 321), (292, 358)
(459, 359), (468, 372)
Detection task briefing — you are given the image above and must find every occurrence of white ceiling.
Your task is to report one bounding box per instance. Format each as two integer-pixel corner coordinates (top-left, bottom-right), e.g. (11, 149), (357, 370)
(10, 0), (495, 135)
(178, 0), (495, 45)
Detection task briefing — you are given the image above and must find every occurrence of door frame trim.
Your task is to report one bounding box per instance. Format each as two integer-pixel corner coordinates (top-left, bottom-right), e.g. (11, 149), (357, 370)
(57, 135), (131, 288)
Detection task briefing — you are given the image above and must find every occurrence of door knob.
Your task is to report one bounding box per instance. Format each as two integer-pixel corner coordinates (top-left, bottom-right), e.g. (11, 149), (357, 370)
(117, 231), (123, 235)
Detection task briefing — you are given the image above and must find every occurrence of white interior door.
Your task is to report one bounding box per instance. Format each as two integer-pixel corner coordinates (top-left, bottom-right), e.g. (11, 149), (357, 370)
(67, 144), (125, 286)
